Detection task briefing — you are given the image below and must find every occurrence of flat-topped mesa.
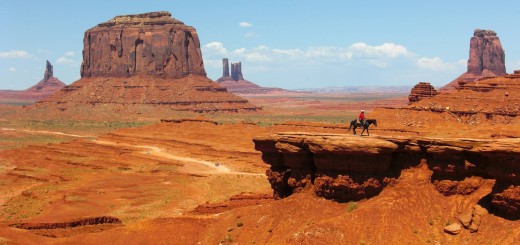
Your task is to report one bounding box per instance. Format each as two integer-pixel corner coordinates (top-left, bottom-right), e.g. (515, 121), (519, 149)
(80, 11), (206, 79)
(468, 29), (506, 76)
(408, 82), (437, 103)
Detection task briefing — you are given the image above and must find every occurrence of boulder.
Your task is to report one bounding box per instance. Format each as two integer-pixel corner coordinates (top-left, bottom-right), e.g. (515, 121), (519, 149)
(444, 223), (462, 235)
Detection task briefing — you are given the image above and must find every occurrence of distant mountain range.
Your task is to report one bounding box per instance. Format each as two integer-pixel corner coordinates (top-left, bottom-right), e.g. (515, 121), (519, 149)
(295, 86), (411, 93)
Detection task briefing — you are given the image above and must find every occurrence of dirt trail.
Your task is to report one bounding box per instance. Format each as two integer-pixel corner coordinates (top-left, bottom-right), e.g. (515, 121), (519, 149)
(1, 127), (90, 138)
(1, 127), (261, 176)
(93, 139), (262, 176)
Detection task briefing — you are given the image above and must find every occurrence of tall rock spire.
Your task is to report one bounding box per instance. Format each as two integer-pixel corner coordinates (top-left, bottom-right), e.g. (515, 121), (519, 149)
(467, 29), (506, 76)
(440, 29), (507, 92)
(231, 62), (244, 81)
(222, 58), (230, 77)
(44, 60), (53, 80)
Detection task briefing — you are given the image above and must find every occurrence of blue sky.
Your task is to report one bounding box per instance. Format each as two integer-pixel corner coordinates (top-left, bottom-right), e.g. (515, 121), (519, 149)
(1, 0), (519, 90)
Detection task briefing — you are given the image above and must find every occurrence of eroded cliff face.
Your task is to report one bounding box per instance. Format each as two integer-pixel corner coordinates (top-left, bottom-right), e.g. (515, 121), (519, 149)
(408, 82), (437, 103)
(80, 11), (206, 79)
(254, 133), (520, 218)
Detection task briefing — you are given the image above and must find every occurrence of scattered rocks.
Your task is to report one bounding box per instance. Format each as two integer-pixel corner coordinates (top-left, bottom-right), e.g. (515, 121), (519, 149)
(457, 210), (473, 228)
(444, 223), (462, 235)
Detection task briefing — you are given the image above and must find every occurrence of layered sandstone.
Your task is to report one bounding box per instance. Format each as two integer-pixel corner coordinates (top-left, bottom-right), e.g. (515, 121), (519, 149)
(30, 12), (260, 117)
(80, 11), (206, 78)
(440, 29), (506, 92)
(408, 82), (437, 103)
(254, 133), (520, 217)
(0, 61), (66, 103)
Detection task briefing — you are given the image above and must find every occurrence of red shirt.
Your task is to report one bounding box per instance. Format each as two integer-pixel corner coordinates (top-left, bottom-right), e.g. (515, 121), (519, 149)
(358, 112), (365, 121)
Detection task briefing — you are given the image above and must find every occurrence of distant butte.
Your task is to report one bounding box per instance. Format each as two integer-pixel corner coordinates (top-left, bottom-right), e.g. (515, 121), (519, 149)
(29, 11), (260, 119)
(0, 60), (66, 104)
(80, 11), (206, 79)
(215, 58), (288, 94)
(440, 29), (506, 92)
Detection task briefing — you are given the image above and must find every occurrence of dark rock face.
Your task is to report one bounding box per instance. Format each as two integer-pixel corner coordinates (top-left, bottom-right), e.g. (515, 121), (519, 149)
(222, 58), (230, 77)
(468, 29), (506, 76)
(231, 62), (244, 81)
(80, 11), (206, 79)
(44, 60), (53, 80)
(408, 82), (437, 103)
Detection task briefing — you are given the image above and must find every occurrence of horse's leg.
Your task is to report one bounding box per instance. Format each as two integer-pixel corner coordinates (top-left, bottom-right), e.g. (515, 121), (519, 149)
(366, 127), (369, 136)
(353, 125), (356, 135)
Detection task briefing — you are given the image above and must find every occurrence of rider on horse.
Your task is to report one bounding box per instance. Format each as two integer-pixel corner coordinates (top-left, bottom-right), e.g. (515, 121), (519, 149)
(358, 110), (366, 126)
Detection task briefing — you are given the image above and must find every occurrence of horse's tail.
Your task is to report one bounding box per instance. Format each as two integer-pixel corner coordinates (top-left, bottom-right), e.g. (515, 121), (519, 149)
(347, 121), (353, 132)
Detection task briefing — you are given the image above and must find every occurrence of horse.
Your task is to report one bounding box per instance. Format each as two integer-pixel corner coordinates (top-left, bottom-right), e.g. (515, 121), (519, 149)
(347, 119), (377, 136)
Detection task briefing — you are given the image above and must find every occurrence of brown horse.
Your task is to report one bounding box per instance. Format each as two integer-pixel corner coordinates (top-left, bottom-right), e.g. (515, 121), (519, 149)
(347, 119), (377, 136)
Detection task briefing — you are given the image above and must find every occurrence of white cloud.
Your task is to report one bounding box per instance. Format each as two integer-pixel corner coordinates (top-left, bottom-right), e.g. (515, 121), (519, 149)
(244, 32), (257, 38)
(203, 59), (222, 68)
(64, 51), (75, 56)
(368, 60), (387, 68)
(8, 67), (16, 72)
(0, 50), (32, 58)
(417, 57), (465, 70)
(348, 42), (412, 58)
(203, 42), (228, 55)
(239, 22), (252, 27)
(56, 56), (74, 65)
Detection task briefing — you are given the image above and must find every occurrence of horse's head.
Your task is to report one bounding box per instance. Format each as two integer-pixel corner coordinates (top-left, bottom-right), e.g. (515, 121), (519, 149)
(371, 119), (377, 126)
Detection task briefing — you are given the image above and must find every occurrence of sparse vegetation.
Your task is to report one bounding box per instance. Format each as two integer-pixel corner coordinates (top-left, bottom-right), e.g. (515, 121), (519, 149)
(347, 201), (358, 212)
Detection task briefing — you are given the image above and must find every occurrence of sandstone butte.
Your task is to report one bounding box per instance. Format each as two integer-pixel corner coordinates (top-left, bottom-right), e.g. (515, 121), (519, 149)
(440, 29), (506, 92)
(28, 11), (260, 119)
(216, 58), (287, 94)
(0, 60), (65, 102)
(253, 132), (520, 218)
(408, 82), (437, 103)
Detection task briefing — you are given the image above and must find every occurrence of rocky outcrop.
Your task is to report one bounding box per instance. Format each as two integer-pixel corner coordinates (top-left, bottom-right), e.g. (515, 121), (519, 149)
(254, 133), (520, 217)
(375, 71), (520, 126)
(80, 11), (206, 79)
(408, 82), (437, 103)
(0, 61), (66, 103)
(440, 29), (506, 92)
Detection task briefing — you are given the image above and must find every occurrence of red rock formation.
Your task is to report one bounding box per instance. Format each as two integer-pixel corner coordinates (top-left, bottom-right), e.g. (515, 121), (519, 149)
(216, 58), (287, 94)
(80, 11), (206, 79)
(231, 62), (244, 81)
(29, 12), (260, 117)
(254, 133), (520, 217)
(440, 29), (506, 92)
(0, 60), (66, 103)
(408, 82), (437, 103)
